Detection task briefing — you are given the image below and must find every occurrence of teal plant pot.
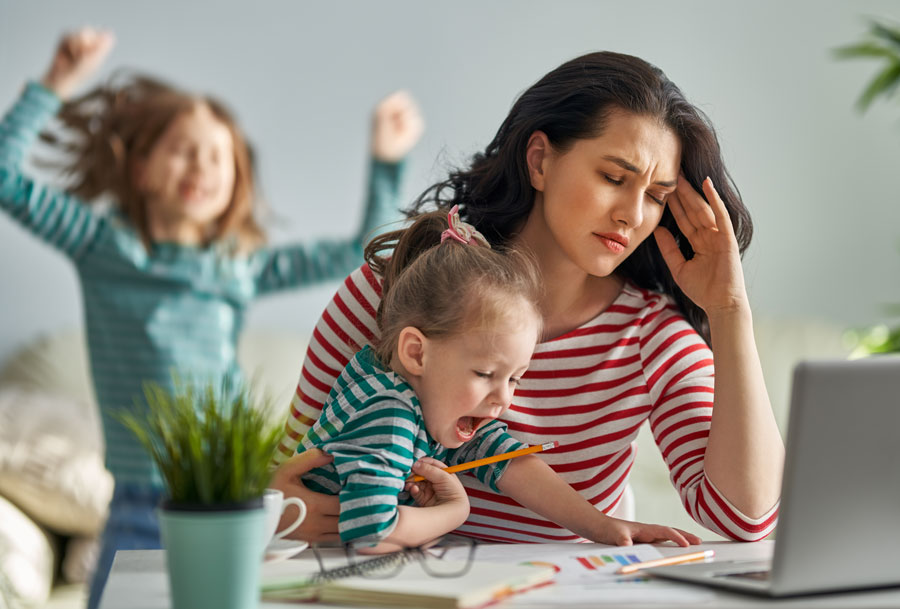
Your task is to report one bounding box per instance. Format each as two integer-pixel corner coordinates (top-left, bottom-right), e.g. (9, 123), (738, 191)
(158, 499), (266, 609)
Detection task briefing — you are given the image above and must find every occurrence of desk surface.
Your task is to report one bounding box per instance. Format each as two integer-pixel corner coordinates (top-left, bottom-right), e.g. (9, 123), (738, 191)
(99, 541), (900, 609)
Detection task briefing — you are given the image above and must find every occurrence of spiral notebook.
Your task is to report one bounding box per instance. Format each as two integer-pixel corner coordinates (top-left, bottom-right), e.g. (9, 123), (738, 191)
(261, 552), (556, 609)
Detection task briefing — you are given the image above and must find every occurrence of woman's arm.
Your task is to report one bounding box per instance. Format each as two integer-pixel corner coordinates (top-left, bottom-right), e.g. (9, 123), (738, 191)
(654, 177), (784, 520)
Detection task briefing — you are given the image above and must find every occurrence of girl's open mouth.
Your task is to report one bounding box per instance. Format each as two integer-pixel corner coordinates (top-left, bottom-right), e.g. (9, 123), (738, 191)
(455, 416), (487, 442)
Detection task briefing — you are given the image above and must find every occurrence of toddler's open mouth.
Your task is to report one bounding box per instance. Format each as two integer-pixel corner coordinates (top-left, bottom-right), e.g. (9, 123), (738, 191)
(455, 416), (488, 442)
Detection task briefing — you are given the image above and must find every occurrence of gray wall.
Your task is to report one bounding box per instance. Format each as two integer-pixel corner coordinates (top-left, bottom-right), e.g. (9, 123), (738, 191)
(2, 0), (899, 364)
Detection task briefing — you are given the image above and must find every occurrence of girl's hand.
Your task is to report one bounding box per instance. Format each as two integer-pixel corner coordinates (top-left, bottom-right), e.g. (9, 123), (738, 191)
(41, 27), (115, 100)
(654, 176), (749, 317)
(371, 90), (424, 162)
(269, 448), (341, 543)
(406, 457), (468, 512)
(593, 516), (703, 547)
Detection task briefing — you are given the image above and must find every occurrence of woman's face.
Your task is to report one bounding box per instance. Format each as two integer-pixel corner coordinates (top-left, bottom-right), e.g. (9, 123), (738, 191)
(525, 108), (681, 278)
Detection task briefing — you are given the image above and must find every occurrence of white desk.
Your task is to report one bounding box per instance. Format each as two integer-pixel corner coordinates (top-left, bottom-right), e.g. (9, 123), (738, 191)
(99, 541), (900, 609)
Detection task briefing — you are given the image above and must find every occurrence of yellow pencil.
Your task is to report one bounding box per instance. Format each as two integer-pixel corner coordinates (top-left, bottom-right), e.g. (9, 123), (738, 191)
(616, 549), (715, 575)
(409, 441), (559, 482)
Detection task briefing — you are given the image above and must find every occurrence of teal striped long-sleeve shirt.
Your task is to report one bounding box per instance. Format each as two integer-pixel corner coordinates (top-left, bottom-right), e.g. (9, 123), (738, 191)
(0, 82), (406, 488)
(300, 346), (527, 544)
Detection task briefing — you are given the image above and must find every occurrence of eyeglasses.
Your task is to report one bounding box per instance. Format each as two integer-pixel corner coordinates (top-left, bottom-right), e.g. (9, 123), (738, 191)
(310, 536), (478, 582)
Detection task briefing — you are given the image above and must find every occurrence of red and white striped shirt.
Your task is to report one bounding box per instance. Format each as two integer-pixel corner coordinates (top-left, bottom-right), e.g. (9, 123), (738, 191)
(275, 264), (778, 542)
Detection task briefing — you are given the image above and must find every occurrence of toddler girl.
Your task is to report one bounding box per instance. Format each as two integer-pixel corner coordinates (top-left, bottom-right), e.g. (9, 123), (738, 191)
(299, 207), (700, 551)
(0, 28), (422, 608)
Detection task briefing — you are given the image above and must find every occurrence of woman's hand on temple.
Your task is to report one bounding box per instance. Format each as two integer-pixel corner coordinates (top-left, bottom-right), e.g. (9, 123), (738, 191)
(269, 449), (341, 543)
(41, 27), (115, 100)
(654, 176), (749, 317)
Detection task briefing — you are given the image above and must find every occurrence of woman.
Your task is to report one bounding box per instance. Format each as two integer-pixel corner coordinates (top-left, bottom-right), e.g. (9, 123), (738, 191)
(271, 51), (783, 543)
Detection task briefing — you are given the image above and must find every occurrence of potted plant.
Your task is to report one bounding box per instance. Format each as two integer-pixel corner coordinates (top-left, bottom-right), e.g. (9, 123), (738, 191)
(117, 378), (282, 609)
(835, 18), (900, 356)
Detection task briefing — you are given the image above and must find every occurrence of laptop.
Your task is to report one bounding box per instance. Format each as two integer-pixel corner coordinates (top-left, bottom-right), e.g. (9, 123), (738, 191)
(648, 357), (900, 597)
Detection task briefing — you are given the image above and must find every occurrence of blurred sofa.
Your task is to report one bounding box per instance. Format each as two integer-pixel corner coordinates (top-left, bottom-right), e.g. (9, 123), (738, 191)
(0, 316), (849, 608)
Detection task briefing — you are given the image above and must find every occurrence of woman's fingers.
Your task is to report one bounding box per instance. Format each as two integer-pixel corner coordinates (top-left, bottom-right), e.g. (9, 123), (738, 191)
(702, 177), (737, 239)
(653, 226), (686, 277)
(665, 190), (697, 237)
(675, 176), (717, 230)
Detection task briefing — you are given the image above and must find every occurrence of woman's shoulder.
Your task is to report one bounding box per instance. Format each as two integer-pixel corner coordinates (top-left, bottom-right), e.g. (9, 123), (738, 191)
(613, 281), (680, 318)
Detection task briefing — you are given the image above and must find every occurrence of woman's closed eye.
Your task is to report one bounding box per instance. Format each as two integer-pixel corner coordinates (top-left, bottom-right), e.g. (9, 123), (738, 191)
(474, 370), (492, 379)
(603, 174), (624, 186)
(646, 192), (667, 206)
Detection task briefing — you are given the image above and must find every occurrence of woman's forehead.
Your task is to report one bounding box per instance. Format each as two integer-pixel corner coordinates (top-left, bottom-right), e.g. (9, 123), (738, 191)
(577, 110), (681, 178)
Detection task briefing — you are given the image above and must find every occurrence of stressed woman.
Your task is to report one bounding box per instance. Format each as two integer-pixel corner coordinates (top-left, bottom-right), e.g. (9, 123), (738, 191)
(270, 51), (783, 544)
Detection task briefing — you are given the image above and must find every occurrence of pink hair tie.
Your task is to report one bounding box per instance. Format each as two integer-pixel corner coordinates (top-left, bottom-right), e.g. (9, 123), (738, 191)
(440, 205), (491, 248)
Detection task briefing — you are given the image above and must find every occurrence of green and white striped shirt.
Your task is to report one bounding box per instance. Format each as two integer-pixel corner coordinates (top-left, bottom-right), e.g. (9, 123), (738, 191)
(0, 82), (405, 488)
(300, 346), (526, 543)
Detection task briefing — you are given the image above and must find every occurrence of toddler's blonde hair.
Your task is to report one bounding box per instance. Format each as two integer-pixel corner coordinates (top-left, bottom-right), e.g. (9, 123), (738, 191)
(364, 209), (543, 365)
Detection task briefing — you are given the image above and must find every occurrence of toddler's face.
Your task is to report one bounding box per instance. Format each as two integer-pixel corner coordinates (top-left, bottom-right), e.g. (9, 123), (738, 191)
(137, 103), (237, 241)
(418, 302), (541, 449)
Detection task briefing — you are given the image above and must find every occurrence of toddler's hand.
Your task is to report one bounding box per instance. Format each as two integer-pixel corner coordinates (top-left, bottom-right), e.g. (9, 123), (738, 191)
(593, 516), (703, 547)
(371, 90), (424, 162)
(406, 458), (468, 511)
(42, 27), (115, 100)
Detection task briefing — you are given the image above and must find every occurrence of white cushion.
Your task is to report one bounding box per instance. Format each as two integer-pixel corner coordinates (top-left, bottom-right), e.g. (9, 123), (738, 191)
(0, 386), (112, 536)
(0, 495), (56, 606)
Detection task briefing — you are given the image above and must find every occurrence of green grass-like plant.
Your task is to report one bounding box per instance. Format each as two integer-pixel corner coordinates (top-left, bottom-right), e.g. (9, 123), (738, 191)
(117, 378), (283, 505)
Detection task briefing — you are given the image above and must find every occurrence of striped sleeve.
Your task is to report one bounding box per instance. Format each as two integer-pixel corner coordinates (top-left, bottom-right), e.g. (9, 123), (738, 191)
(639, 294), (778, 541)
(361, 159), (406, 238)
(324, 398), (422, 543)
(252, 160), (404, 295)
(442, 420), (528, 492)
(274, 264), (382, 463)
(0, 81), (102, 259)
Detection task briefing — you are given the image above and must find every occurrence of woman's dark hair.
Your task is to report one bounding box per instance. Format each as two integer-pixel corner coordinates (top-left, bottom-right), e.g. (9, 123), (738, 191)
(408, 51), (752, 343)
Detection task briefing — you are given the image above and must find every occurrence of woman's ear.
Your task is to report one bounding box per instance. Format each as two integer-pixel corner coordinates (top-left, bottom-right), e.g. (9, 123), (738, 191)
(396, 326), (428, 376)
(526, 131), (551, 191)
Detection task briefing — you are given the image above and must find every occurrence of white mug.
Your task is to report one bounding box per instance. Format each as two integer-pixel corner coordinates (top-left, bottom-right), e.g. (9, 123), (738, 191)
(262, 488), (307, 545)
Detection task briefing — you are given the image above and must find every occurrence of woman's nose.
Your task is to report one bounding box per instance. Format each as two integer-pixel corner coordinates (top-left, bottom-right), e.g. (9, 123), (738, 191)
(611, 189), (643, 227)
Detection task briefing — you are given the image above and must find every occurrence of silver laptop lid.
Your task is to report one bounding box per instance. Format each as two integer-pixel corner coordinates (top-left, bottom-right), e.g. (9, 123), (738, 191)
(772, 357), (900, 595)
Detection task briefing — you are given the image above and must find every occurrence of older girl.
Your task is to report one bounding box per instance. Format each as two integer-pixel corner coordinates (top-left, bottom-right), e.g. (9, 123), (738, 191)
(272, 51), (783, 545)
(0, 28), (422, 607)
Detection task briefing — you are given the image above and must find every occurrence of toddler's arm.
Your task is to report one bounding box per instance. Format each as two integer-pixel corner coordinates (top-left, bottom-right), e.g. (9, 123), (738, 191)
(497, 455), (703, 547)
(370, 458), (469, 553)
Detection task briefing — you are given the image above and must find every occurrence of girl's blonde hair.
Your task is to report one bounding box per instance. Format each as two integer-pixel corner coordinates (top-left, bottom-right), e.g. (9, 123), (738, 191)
(364, 209), (543, 365)
(39, 72), (265, 250)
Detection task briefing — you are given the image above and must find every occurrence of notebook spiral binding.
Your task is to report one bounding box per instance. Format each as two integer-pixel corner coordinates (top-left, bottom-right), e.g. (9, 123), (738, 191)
(310, 550), (414, 583)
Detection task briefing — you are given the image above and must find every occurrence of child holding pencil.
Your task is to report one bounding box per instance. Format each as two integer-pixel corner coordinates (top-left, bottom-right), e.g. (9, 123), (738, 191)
(297, 207), (702, 550)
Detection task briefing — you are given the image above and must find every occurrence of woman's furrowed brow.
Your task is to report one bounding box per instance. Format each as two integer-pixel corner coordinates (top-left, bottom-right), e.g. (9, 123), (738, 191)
(603, 155), (677, 187)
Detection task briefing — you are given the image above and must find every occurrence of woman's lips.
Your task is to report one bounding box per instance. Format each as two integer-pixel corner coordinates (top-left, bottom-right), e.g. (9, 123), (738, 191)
(595, 233), (628, 253)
